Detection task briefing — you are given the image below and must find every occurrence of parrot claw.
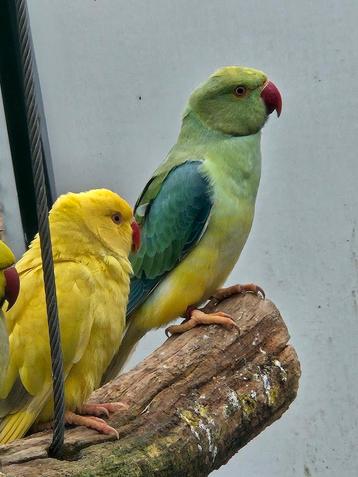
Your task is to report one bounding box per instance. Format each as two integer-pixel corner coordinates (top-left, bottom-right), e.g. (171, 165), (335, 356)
(211, 283), (265, 302)
(33, 403), (127, 437)
(65, 411), (119, 439)
(165, 308), (239, 336)
(78, 402), (128, 418)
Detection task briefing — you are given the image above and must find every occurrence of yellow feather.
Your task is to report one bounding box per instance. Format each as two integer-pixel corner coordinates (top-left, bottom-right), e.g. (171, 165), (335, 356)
(0, 240), (16, 392)
(0, 189), (134, 443)
(0, 411), (35, 444)
(0, 389), (50, 444)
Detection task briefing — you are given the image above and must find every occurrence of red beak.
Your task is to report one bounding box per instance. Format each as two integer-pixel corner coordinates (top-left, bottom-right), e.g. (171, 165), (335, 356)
(131, 221), (141, 253)
(261, 80), (282, 117)
(4, 266), (20, 311)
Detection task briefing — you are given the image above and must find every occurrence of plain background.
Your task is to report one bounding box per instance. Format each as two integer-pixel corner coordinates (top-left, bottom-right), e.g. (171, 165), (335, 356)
(1, 1), (357, 475)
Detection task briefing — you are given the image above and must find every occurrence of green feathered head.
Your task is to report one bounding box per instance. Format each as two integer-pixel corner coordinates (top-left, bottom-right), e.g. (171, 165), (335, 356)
(188, 66), (282, 136)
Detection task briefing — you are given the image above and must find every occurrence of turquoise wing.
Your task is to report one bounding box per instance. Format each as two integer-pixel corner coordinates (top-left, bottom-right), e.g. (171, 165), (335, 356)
(127, 161), (213, 316)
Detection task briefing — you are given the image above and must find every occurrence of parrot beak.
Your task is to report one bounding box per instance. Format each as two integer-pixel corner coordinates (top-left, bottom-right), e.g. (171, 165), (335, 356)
(261, 81), (282, 117)
(131, 220), (141, 253)
(3, 266), (20, 311)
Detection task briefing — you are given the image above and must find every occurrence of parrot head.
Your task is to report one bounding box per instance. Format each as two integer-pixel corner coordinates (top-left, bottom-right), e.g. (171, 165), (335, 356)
(50, 189), (140, 258)
(0, 240), (20, 311)
(188, 66), (282, 136)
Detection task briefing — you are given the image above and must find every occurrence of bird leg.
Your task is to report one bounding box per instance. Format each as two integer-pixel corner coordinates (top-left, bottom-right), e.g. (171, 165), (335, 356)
(164, 283), (264, 337)
(78, 402), (128, 418)
(165, 308), (239, 336)
(212, 282), (265, 302)
(33, 402), (127, 438)
(64, 410), (119, 438)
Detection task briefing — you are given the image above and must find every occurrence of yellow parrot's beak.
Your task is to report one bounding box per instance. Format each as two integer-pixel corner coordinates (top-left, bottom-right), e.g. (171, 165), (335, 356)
(3, 266), (20, 310)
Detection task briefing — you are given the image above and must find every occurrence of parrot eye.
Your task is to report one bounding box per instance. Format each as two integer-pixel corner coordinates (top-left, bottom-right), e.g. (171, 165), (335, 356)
(234, 85), (247, 97)
(111, 213), (122, 224)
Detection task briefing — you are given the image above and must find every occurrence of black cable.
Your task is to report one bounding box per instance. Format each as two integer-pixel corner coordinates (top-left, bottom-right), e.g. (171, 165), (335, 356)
(14, 0), (65, 457)
(0, 1), (58, 247)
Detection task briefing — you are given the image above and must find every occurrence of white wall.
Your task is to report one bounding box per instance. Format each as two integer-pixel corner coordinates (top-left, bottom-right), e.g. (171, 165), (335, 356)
(1, 1), (357, 475)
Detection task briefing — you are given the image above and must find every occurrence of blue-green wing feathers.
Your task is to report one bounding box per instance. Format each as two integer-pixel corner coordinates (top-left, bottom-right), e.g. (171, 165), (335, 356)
(127, 161), (213, 316)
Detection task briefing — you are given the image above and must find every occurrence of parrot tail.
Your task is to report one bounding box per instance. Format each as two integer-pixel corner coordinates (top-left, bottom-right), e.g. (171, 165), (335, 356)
(0, 409), (36, 444)
(0, 389), (50, 444)
(101, 321), (146, 385)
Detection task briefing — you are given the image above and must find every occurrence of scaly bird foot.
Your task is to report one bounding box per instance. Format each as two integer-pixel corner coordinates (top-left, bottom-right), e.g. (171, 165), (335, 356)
(165, 308), (239, 336)
(212, 282), (265, 302)
(65, 410), (119, 439)
(34, 403), (126, 437)
(78, 402), (128, 419)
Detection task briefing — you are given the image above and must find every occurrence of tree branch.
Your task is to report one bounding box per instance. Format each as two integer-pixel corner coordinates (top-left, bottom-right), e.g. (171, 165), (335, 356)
(0, 294), (300, 477)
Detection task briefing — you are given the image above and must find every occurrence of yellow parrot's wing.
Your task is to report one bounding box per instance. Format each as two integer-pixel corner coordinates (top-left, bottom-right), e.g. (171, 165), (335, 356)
(0, 260), (96, 443)
(0, 311), (9, 390)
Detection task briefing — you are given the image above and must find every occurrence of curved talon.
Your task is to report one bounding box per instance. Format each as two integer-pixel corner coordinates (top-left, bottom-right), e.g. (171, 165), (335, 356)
(79, 402), (128, 418)
(253, 284), (265, 299)
(79, 405), (110, 418)
(83, 415), (107, 424)
(165, 309), (239, 336)
(65, 411), (119, 439)
(35, 402), (127, 436)
(165, 322), (185, 337)
(212, 283), (265, 301)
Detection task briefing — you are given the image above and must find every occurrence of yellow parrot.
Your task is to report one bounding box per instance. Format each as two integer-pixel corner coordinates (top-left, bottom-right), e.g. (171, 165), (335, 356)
(0, 189), (140, 444)
(0, 240), (20, 388)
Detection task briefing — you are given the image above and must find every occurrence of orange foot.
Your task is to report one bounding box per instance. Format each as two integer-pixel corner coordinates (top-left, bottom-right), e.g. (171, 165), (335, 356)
(165, 308), (239, 337)
(78, 402), (128, 419)
(212, 283), (265, 302)
(65, 410), (119, 439)
(33, 402), (127, 437)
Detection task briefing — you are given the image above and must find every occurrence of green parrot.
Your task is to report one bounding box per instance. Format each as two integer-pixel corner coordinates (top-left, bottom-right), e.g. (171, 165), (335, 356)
(103, 65), (282, 383)
(0, 240), (20, 387)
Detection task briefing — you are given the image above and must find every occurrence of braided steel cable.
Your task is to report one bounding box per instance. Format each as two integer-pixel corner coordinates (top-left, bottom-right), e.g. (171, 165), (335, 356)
(14, 0), (65, 456)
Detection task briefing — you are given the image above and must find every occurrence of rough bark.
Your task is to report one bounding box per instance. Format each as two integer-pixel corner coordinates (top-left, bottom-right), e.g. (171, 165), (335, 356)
(0, 294), (300, 477)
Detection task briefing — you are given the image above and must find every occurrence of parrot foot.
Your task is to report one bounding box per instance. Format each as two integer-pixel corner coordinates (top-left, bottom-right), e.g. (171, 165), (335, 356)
(78, 402), (128, 419)
(33, 405), (125, 437)
(165, 309), (239, 336)
(211, 283), (265, 302)
(65, 411), (119, 439)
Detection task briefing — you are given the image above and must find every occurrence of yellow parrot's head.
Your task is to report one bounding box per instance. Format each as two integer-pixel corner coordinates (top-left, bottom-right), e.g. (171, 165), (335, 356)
(50, 189), (140, 259)
(0, 240), (20, 311)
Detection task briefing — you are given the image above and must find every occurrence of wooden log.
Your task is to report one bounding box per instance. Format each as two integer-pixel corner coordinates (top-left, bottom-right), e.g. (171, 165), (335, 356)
(0, 294), (300, 477)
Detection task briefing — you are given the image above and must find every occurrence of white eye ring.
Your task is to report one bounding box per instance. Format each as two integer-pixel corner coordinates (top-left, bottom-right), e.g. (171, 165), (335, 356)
(234, 85), (246, 97)
(111, 213), (122, 224)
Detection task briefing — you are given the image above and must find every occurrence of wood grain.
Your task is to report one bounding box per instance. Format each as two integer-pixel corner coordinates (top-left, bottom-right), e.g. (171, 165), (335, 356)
(0, 294), (300, 476)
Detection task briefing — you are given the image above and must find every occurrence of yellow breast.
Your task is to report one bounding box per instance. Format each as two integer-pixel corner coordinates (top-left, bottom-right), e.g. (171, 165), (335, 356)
(133, 191), (254, 331)
(37, 256), (130, 422)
